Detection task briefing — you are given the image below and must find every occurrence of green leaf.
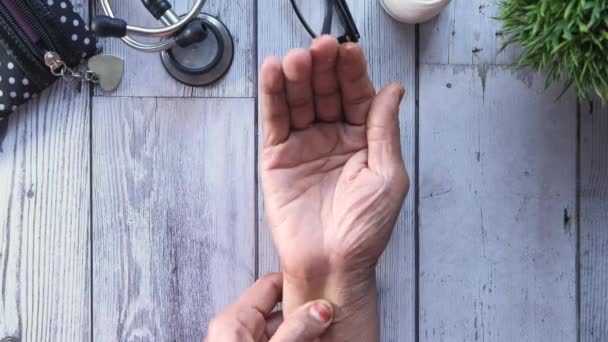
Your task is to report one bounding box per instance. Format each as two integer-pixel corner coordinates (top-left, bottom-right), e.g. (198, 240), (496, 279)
(565, 2), (576, 18)
(498, 0), (608, 100)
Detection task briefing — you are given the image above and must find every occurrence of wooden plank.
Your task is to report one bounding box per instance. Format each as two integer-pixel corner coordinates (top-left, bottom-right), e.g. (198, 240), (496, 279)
(420, 2), (578, 339)
(420, 0), (519, 65)
(92, 97), (255, 340)
(94, 0), (253, 97)
(418, 64), (577, 341)
(0, 83), (91, 340)
(580, 100), (608, 342)
(257, 2), (416, 341)
(0, 1), (91, 340)
(419, 0), (577, 341)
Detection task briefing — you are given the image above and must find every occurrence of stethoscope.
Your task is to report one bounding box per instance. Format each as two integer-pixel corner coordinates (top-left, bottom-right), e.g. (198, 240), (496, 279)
(92, 0), (234, 86)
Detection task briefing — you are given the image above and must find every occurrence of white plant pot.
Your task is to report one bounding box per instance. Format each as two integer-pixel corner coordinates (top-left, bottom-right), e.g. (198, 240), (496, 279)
(380, 0), (451, 24)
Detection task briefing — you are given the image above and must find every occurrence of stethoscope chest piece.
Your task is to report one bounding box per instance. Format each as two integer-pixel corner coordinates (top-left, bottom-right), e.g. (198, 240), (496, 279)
(160, 14), (234, 87)
(94, 0), (234, 87)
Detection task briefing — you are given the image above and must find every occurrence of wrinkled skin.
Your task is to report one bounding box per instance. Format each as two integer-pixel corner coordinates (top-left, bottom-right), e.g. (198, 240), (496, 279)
(260, 36), (410, 289)
(205, 273), (333, 342)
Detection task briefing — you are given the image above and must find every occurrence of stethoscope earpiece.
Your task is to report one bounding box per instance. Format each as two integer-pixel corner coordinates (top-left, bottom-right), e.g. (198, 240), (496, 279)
(91, 15), (128, 38)
(174, 19), (208, 47)
(93, 0), (234, 86)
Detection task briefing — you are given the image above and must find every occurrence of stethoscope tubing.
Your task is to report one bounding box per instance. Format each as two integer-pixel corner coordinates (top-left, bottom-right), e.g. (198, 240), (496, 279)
(99, 0), (207, 52)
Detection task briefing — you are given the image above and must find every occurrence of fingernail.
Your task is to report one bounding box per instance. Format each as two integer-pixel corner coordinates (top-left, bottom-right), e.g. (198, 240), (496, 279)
(344, 43), (359, 54)
(310, 301), (333, 323)
(397, 86), (405, 100)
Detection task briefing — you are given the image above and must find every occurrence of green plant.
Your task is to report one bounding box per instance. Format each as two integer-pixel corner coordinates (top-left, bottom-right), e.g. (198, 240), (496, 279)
(498, 0), (608, 102)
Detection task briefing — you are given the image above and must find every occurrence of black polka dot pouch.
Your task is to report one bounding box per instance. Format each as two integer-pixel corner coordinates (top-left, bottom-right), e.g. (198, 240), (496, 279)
(0, 0), (97, 120)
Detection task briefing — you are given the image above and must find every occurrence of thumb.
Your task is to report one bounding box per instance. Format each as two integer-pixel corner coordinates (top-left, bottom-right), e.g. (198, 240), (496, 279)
(367, 83), (406, 178)
(270, 300), (334, 342)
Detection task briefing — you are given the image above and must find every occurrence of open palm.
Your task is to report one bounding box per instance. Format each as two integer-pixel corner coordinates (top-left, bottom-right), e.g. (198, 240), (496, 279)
(260, 37), (409, 284)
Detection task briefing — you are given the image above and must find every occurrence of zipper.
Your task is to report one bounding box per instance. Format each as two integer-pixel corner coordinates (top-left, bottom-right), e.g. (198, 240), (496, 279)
(14, 0), (59, 54)
(18, 0), (77, 66)
(0, 1), (54, 88)
(0, 1), (45, 59)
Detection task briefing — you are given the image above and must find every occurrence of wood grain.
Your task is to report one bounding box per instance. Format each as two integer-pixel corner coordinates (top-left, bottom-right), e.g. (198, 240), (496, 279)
(420, 0), (520, 65)
(257, 2), (417, 341)
(580, 100), (608, 342)
(418, 64), (577, 341)
(92, 97), (255, 340)
(0, 83), (91, 341)
(419, 1), (579, 339)
(0, 0), (601, 339)
(94, 0), (254, 98)
(0, 1), (91, 340)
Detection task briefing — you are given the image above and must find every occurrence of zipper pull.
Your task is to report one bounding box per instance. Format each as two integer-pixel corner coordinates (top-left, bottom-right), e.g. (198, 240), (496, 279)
(44, 51), (98, 84)
(44, 51), (70, 77)
(44, 51), (124, 92)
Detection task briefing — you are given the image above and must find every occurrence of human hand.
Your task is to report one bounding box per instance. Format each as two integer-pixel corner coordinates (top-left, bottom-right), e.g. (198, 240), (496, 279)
(260, 36), (409, 340)
(205, 273), (333, 342)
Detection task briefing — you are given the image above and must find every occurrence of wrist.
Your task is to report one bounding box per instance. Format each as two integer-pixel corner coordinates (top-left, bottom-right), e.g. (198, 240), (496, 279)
(282, 269), (379, 341)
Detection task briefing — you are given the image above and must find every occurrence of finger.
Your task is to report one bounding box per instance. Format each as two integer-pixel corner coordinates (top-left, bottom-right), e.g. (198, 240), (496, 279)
(261, 57), (290, 146)
(310, 35), (342, 122)
(338, 43), (376, 125)
(264, 311), (284, 337)
(234, 273), (283, 316)
(270, 300), (333, 342)
(283, 49), (315, 129)
(367, 84), (407, 179)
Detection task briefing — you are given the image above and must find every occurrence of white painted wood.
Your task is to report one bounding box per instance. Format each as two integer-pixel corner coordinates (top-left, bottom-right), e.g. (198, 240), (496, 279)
(92, 97), (255, 340)
(420, 2), (579, 339)
(419, 64), (577, 341)
(0, 82), (91, 341)
(420, 0), (520, 65)
(581, 100), (608, 342)
(94, 0), (254, 97)
(0, 1), (91, 340)
(0, 0), (597, 339)
(257, 2), (416, 341)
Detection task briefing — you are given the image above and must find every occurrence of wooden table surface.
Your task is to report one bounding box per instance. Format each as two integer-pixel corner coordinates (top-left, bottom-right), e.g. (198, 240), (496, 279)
(1, 0), (606, 341)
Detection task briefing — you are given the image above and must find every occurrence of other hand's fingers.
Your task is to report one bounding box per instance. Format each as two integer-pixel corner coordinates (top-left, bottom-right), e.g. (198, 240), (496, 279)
(338, 43), (376, 125)
(270, 300), (333, 342)
(235, 273), (283, 315)
(283, 49), (315, 129)
(367, 84), (407, 181)
(264, 311), (284, 337)
(261, 57), (290, 146)
(206, 273), (284, 342)
(311, 35), (342, 122)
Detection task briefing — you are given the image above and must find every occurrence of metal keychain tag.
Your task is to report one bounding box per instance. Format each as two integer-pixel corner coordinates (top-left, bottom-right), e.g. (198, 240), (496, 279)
(87, 55), (124, 91)
(44, 51), (124, 92)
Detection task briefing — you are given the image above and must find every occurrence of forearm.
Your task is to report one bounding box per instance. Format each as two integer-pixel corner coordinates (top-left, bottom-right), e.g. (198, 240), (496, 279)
(283, 270), (380, 342)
